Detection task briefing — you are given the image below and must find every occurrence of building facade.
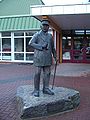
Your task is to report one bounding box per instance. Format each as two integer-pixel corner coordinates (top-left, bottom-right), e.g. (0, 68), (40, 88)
(30, 3), (90, 63)
(62, 30), (90, 63)
(0, 0), (90, 63)
(0, 0), (43, 63)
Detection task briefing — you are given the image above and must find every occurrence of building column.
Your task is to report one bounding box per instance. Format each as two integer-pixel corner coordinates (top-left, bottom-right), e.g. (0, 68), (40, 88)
(59, 31), (62, 63)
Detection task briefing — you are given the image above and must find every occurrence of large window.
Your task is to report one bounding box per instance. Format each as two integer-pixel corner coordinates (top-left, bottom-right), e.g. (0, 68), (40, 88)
(26, 37), (34, 61)
(0, 32), (11, 60)
(2, 32), (11, 37)
(13, 31), (35, 62)
(73, 37), (83, 60)
(86, 37), (90, 60)
(62, 30), (90, 63)
(73, 37), (83, 50)
(62, 36), (71, 60)
(2, 38), (11, 52)
(0, 31), (36, 62)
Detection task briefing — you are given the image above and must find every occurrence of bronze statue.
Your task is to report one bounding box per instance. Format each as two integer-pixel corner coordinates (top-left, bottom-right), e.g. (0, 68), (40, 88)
(28, 20), (57, 97)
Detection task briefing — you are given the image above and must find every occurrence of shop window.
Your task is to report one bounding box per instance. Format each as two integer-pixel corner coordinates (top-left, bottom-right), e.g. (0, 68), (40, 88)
(2, 53), (11, 60)
(63, 51), (71, 60)
(73, 41), (81, 50)
(26, 37), (34, 52)
(86, 37), (90, 60)
(2, 32), (11, 37)
(14, 38), (24, 52)
(86, 30), (90, 35)
(0, 39), (1, 52)
(62, 36), (71, 60)
(14, 32), (24, 36)
(25, 31), (36, 36)
(26, 53), (34, 61)
(2, 38), (11, 52)
(75, 30), (84, 35)
(62, 37), (71, 50)
(0, 53), (1, 60)
(73, 37), (83, 50)
(14, 53), (24, 60)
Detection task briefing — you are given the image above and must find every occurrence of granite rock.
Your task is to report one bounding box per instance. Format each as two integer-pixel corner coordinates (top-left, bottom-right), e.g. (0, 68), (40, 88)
(16, 85), (80, 119)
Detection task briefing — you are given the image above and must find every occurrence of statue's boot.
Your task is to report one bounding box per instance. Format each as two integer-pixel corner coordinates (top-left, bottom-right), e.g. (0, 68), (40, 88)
(32, 74), (40, 97)
(32, 90), (39, 97)
(43, 88), (54, 95)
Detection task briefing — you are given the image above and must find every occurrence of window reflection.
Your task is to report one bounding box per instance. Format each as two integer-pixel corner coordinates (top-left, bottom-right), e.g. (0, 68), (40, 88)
(14, 53), (24, 60)
(14, 38), (24, 52)
(14, 32), (24, 36)
(0, 39), (1, 52)
(2, 38), (11, 52)
(26, 37), (34, 52)
(26, 53), (34, 61)
(62, 36), (71, 60)
(62, 37), (71, 50)
(2, 53), (11, 60)
(2, 32), (11, 37)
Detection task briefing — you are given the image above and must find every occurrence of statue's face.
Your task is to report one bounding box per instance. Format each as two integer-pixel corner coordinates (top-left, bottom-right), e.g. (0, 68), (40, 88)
(41, 24), (49, 32)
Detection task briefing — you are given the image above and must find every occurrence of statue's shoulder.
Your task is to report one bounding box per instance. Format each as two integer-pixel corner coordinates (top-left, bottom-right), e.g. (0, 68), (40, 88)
(35, 31), (41, 36)
(32, 31), (40, 39)
(48, 32), (53, 39)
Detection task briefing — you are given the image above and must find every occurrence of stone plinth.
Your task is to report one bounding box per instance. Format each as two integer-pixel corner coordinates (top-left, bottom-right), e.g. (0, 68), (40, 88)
(16, 85), (80, 119)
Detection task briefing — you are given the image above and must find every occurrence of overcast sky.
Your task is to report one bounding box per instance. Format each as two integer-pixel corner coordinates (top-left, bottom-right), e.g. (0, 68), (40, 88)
(42, 0), (89, 5)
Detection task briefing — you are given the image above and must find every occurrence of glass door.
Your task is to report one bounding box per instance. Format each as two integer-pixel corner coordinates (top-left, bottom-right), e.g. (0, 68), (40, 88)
(62, 30), (90, 63)
(62, 36), (72, 62)
(85, 37), (90, 62)
(72, 36), (90, 63)
(72, 36), (83, 63)
(2, 32), (11, 60)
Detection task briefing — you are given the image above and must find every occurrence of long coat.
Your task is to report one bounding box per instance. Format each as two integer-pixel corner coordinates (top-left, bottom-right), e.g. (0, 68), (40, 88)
(29, 30), (57, 67)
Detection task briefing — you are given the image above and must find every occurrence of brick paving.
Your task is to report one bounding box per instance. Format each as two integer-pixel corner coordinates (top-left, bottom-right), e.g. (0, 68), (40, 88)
(0, 63), (90, 120)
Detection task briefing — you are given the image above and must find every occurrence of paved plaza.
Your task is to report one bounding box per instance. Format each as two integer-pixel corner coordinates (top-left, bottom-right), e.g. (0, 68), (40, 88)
(0, 63), (90, 120)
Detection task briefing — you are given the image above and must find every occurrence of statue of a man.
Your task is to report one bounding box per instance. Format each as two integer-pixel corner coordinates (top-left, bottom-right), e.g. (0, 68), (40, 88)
(28, 20), (57, 97)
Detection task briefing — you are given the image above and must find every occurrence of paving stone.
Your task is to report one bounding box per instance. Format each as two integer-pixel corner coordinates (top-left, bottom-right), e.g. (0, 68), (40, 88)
(16, 85), (80, 119)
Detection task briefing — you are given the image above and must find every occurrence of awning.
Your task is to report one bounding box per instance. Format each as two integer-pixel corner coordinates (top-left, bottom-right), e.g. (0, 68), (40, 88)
(0, 16), (40, 32)
(30, 3), (90, 30)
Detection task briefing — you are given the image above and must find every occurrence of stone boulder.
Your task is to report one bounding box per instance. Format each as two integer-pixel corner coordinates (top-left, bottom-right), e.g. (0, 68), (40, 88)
(16, 85), (80, 119)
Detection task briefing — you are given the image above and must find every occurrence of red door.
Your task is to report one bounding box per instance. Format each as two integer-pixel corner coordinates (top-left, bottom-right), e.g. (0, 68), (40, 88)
(62, 36), (90, 63)
(72, 37), (90, 63)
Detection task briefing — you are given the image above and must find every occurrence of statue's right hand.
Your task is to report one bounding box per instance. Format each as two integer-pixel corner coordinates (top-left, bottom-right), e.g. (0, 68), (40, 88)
(42, 43), (48, 50)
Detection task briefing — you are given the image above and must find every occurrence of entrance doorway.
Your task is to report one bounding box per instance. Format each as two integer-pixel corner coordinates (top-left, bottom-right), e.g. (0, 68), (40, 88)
(72, 36), (90, 63)
(62, 30), (90, 63)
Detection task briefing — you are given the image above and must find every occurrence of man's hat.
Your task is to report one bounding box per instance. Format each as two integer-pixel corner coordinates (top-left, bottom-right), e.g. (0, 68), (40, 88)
(41, 20), (49, 26)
